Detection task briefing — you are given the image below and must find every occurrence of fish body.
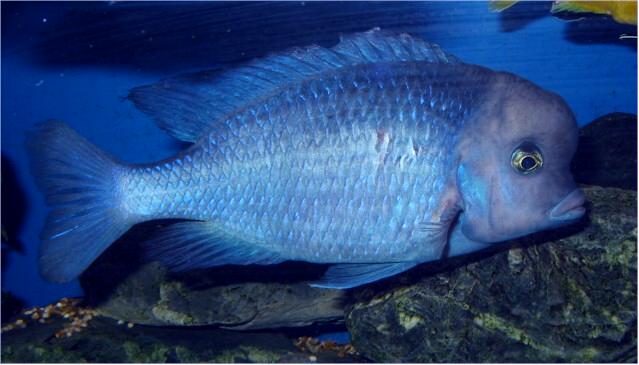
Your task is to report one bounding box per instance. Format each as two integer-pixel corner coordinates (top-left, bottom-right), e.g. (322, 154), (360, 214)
(29, 30), (585, 288)
(489, 1), (519, 12)
(551, 0), (637, 25)
(124, 63), (488, 265)
(490, 0), (637, 25)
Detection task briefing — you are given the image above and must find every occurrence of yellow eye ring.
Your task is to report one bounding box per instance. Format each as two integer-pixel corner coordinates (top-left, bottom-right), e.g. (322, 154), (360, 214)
(511, 146), (543, 175)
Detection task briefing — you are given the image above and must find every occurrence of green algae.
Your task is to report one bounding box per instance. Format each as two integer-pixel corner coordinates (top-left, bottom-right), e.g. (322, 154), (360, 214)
(397, 311), (424, 331)
(174, 345), (202, 363)
(2, 344), (87, 363)
(151, 282), (196, 325)
(211, 345), (283, 363)
(122, 341), (169, 363)
(602, 229), (637, 271)
(151, 303), (195, 325)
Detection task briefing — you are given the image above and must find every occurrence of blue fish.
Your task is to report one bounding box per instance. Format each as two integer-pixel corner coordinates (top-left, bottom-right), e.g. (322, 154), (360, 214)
(28, 29), (585, 289)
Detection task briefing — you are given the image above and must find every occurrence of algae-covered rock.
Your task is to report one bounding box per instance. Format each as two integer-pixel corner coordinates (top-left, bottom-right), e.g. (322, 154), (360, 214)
(0, 316), (362, 363)
(80, 225), (345, 330)
(572, 113), (637, 190)
(346, 186), (637, 363)
(2, 344), (87, 363)
(122, 341), (169, 363)
(84, 263), (345, 329)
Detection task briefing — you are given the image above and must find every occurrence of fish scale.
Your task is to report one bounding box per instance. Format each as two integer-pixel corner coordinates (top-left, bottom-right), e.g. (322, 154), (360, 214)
(119, 62), (483, 263)
(34, 30), (577, 288)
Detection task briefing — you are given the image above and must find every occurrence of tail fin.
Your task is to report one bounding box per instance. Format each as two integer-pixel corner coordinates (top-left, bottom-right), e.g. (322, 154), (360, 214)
(27, 121), (133, 283)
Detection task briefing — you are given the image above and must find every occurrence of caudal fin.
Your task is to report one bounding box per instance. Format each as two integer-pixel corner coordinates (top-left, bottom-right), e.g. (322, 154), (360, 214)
(27, 121), (132, 282)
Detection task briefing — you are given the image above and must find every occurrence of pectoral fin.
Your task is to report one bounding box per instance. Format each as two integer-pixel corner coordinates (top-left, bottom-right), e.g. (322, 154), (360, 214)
(310, 262), (418, 289)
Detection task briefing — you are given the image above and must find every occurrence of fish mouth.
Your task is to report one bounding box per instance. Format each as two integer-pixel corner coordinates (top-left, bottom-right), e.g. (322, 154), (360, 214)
(549, 189), (586, 222)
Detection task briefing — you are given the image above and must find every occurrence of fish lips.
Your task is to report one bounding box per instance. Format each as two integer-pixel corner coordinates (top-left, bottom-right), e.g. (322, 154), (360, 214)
(549, 189), (586, 222)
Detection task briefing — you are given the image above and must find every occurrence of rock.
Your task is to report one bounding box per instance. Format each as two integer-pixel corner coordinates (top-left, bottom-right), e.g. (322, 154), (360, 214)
(572, 113), (637, 190)
(80, 230), (346, 330)
(346, 186), (637, 363)
(0, 316), (363, 363)
(93, 264), (345, 330)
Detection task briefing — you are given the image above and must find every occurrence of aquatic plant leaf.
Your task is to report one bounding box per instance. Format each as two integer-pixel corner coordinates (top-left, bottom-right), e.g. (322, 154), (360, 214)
(550, 1), (637, 25)
(489, 0), (519, 12)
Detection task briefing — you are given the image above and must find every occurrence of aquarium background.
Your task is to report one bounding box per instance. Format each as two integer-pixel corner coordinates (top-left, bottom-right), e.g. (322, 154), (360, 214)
(1, 1), (636, 308)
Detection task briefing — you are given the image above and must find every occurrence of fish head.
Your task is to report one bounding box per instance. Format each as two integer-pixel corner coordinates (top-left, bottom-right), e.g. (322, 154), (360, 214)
(455, 72), (584, 244)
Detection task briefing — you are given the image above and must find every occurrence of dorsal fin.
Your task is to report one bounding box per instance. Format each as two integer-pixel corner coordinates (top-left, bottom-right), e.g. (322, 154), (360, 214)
(129, 28), (461, 142)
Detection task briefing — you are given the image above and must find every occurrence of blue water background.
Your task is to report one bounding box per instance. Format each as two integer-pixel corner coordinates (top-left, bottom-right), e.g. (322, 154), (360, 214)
(2, 1), (636, 307)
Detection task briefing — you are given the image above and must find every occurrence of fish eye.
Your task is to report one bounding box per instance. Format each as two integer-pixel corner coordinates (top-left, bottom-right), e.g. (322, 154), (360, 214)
(511, 143), (543, 175)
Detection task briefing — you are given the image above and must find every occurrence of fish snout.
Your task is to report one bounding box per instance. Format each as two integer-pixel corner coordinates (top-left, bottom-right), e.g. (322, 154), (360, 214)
(549, 189), (586, 222)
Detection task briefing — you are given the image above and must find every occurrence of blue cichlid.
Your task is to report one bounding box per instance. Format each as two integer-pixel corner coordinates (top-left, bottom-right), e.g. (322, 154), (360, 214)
(28, 29), (585, 289)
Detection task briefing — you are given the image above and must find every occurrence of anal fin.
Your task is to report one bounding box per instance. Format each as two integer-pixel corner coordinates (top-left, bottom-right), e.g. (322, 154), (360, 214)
(310, 262), (417, 289)
(145, 221), (282, 271)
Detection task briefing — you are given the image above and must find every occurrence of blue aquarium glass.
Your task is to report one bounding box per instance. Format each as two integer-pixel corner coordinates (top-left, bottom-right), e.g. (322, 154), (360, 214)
(1, 1), (636, 362)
